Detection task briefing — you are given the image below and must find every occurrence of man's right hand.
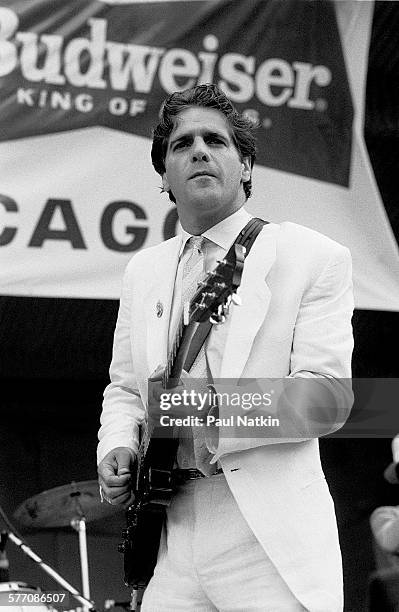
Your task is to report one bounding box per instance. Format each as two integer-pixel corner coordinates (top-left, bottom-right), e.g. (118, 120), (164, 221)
(97, 446), (135, 505)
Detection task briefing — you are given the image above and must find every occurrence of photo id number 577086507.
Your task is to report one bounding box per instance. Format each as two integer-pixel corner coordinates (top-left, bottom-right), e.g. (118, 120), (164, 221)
(0, 591), (69, 607)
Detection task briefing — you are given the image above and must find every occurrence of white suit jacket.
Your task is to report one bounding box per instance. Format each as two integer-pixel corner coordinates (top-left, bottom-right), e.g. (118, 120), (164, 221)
(98, 221), (354, 612)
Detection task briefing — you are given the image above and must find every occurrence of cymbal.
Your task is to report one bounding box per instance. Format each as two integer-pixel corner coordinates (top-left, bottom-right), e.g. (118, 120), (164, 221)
(14, 480), (123, 529)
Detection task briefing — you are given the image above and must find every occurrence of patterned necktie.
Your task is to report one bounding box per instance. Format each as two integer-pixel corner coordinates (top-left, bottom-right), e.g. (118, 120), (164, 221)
(180, 236), (215, 476)
(180, 236), (208, 377)
(182, 236), (205, 309)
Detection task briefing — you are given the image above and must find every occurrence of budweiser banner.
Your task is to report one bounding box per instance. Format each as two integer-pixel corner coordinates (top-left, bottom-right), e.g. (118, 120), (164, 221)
(0, 0), (398, 308)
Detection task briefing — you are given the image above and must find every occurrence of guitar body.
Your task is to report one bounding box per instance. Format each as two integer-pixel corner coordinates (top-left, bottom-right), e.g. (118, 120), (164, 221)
(123, 500), (165, 588)
(121, 434), (179, 587)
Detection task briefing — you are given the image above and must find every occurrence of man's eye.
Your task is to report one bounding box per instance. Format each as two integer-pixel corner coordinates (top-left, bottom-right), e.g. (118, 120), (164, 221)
(174, 141), (188, 150)
(207, 136), (224, 145)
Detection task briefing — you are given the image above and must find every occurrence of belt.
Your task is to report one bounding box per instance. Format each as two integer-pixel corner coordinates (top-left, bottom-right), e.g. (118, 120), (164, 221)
(173, 467), (223, 483)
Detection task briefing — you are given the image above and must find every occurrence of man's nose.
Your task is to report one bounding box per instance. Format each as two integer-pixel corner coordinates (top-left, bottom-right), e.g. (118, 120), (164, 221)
(191, 137), (210, 162)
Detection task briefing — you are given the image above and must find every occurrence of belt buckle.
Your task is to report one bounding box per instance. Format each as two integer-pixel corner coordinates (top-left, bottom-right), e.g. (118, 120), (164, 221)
(173, 467), (223, 484)
(187, 469), (205, 480)
(173, 468), (204, 484)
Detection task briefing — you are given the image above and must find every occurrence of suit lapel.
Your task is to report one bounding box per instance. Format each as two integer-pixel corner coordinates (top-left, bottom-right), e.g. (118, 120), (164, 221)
(218, 223), (279, 379)
(144, 237), (181, 374)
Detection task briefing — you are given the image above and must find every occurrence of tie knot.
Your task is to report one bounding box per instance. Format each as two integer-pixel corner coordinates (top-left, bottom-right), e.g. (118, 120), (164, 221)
(188, 235), (205, 253)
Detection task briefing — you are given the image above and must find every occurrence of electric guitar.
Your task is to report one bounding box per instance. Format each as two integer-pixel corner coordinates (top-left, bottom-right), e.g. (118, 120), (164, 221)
(118, 244), (245, 592)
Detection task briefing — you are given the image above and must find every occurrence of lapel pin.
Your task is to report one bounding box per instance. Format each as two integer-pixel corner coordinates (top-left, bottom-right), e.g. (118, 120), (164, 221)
(156, 301), (164, 318)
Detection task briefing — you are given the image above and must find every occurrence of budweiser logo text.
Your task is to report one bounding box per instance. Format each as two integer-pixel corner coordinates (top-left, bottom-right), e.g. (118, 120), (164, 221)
(0, 8), (331, 110)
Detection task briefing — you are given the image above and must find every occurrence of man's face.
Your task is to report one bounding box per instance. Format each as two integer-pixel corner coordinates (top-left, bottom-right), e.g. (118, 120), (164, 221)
(162, 106), (251, 232)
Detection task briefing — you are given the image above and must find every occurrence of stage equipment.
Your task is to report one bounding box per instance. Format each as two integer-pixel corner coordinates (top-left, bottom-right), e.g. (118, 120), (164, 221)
(14, 481), (120, 612)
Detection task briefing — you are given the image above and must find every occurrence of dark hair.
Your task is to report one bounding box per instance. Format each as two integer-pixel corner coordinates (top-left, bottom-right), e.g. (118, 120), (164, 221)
(151, 83), (257, 202)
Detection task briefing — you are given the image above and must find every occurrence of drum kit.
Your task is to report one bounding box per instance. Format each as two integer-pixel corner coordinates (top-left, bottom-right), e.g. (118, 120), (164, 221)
(0, 481), (132, 612)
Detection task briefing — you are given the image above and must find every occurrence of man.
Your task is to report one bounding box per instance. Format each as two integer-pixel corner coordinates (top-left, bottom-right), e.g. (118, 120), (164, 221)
(97, 84), (354, 611)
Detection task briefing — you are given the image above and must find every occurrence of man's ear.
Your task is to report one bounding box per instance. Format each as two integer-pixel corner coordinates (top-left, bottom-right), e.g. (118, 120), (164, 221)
(241, 157), (251, 182)
(162, 173), (170, 192)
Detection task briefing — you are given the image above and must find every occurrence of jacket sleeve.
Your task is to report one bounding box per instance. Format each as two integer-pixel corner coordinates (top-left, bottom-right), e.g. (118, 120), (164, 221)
(97, 263), (146, 465)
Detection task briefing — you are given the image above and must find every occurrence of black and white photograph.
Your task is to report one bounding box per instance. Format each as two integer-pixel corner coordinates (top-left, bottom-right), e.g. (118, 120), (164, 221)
(1, 1), (399, 611)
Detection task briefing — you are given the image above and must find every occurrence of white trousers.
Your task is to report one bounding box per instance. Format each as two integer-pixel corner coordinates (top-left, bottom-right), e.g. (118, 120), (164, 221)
(141, 474), (307, 611)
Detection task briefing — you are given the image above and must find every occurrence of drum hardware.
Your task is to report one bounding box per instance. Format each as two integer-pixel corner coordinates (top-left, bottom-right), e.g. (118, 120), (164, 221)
(70, 513), (90, 611)
(5, 530), (95, 611)
(11, 480), (124, 612)
(13, 481), (123, 612)
(13, 481), (120, 529)
(8, 481), (127, 612)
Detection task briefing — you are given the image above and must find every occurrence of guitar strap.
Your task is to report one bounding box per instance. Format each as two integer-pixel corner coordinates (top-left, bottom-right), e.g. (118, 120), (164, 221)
(183, 217), (269, 371)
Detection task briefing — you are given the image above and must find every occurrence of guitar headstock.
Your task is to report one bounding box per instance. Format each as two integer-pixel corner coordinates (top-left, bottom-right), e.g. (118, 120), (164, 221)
(188, 244), (245, 325)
